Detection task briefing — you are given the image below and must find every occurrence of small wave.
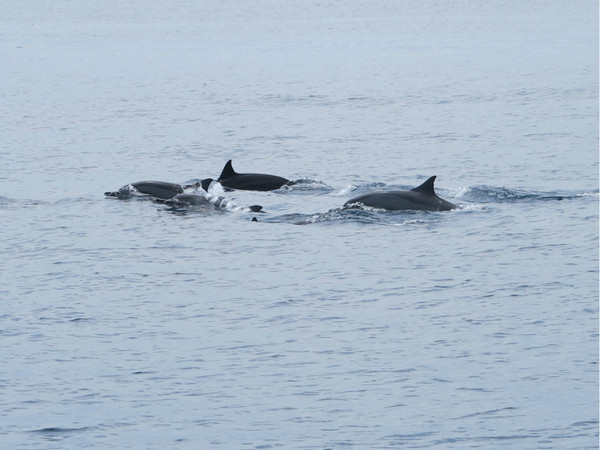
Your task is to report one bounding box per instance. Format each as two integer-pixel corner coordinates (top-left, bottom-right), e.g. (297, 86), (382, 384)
(69, 317), (91, 323)
(384, 432), (436, 443)
(338, 182), (389, 196)
(432, 433), (540, 445)
(456, 406), (517, 419)
(456, 202), (487, 212)
(0, 196), (47, 207)
(279, 178), (334, 194)
(265, 209), (383, 225)
(576, 191), (600, 198)
(259, 208), (447, 226)
(454, 186), (593, 203)
(570, 420), (599, 427)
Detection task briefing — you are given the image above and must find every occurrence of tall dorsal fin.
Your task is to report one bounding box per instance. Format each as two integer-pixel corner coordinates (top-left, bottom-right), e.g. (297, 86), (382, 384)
(411, 176), (437, 195)
(218, 160), (237, 181)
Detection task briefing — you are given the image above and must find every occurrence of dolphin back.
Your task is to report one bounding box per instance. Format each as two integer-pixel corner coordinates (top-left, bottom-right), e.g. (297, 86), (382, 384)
(131, 181), (184, 199)
(105, 181), (184, 199)
(345, 176), (456, 211)
(216, 160), (290, 191)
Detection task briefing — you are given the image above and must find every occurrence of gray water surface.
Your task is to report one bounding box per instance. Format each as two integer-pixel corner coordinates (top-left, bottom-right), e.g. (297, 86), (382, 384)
(1, 1), (598, 448)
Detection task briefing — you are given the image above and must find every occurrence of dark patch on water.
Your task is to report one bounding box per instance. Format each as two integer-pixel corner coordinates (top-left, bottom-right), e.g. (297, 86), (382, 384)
(30, 426), (96, 438)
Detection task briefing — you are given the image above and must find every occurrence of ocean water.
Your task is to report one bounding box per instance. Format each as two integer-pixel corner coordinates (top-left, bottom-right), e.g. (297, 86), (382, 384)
(1, 1), (598, 448)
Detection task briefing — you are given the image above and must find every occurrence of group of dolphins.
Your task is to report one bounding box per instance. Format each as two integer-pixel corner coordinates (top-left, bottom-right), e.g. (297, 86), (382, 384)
(105, 159), (457, 214)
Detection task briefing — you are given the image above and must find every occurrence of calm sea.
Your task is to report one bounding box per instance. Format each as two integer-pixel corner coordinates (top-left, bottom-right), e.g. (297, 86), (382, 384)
(1, 1), (598, 448)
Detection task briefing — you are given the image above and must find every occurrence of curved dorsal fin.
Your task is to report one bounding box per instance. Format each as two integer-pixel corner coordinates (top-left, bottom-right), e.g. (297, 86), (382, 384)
(411, 176), (437, 195)
(200, 178), (213, 192)
(218, 160), (236, 181)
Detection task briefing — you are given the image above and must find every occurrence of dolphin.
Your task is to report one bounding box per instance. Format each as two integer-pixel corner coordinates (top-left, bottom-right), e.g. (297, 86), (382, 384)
(344, 176), (456, 211)
(105, 179), (213, 199)
(216, 160), (291, 191)
(159, 193), (263, 212)
(160, 193), (216, 207)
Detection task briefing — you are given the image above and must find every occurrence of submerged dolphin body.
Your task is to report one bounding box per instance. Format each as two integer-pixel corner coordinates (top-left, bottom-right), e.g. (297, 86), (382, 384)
(216, 160), (290, 191)
(160, 193), (264, 213)
(344, 176), (456, 212)
(105, 179), (213, 199)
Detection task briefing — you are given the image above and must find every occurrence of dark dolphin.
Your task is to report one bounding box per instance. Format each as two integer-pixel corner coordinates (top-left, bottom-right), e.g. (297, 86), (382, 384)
(216, 160), (291, 191)
(105, 179), (213, 199)
(344, 176), (456, 211)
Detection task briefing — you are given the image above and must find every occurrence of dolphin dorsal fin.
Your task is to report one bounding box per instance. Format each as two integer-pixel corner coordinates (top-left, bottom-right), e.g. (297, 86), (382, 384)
(411, 176), (437, 195)
(218, 160), (237, 181)
(200, 178), (213, 192)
